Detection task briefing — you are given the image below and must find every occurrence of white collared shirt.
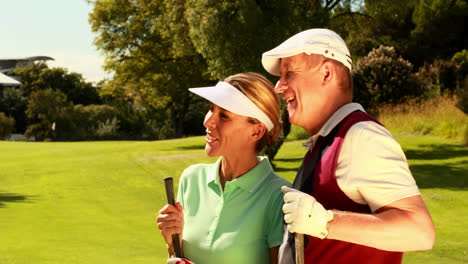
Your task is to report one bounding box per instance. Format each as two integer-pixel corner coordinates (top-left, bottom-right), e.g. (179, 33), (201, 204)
(304, 103), (420, 212)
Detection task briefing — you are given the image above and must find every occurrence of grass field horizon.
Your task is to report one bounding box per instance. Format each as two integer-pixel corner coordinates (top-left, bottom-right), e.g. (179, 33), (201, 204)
(1, 133), (466, 263)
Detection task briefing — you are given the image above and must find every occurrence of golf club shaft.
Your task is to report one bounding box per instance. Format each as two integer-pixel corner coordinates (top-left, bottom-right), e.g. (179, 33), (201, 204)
(164, 177), (184, 258)
(295, 233), (304, 264)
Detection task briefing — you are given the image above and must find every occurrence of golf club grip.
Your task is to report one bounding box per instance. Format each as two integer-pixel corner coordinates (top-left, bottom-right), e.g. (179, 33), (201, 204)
(295, 233), (304, 264)
(163, 177), (184, 258)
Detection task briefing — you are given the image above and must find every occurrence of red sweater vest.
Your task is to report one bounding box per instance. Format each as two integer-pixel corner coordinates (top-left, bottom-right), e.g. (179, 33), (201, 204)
(303, 111), (403, 264)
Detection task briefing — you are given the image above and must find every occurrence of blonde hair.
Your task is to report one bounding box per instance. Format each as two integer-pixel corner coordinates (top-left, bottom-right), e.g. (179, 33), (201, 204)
(224, 72), (281, 154)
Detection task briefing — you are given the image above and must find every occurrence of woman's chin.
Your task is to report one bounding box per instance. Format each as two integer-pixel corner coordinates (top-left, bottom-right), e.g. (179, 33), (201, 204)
(204, 146), (219, 157)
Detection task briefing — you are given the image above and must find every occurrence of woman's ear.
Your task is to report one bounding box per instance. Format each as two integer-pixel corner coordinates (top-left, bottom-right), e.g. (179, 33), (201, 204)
(250, 123), (267, 142)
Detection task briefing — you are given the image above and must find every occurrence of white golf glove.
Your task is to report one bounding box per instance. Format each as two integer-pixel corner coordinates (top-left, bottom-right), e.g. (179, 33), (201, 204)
(167, 257), (196, 264)
(281, 186), (334, 239)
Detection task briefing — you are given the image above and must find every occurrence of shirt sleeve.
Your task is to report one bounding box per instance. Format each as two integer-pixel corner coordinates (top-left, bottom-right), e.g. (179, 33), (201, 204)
(176, 169), (188, 208)
(266, 179), (290, 247)
(337, 122), (421, 212)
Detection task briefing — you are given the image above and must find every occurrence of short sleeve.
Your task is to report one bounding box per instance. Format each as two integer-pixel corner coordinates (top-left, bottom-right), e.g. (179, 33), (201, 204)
(338, 122), (420, 212)
(266, 180), (289, 247)
(177, 169), (189, 208)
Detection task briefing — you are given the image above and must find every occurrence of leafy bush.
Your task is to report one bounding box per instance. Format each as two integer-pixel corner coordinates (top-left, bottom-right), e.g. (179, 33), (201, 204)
(95, 117), (120, 140)
(0, 112), (15, 140)
(59, 104), (119, 141)
(353, 45), (420, 108)
(25, 122), (52, 141)
(25, 88), (71, 141)
(452, 50), (468, 114)
(451, 49), (468, 77)
(415, 59), (460, 97)
(0, 87), (28, 133)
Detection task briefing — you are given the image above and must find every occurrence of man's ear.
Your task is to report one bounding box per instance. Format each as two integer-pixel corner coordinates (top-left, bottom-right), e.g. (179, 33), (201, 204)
(250, 123), (267, 142)
(320, 61), (334, 84)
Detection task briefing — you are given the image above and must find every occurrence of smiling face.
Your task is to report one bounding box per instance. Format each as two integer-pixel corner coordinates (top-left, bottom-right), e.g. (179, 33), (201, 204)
(275, 53), (329, 135)
(203, 104), (258, 158)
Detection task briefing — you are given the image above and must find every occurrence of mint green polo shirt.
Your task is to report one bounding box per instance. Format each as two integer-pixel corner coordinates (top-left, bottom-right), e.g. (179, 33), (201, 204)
(177, 156), (291, 264)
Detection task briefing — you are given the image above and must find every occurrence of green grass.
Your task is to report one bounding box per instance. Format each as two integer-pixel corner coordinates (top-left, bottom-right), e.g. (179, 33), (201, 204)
(0, 135), (467, 263)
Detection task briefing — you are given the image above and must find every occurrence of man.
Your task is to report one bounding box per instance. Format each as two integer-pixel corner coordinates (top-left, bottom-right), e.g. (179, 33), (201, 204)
(261, 29), (435, 264)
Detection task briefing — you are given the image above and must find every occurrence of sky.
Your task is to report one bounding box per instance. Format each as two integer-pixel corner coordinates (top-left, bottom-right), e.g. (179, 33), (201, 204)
(0, 0), (110, 83)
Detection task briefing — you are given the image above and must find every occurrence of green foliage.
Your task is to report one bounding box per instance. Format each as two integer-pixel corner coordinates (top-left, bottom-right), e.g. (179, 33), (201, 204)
(415, 59), (460, 96)
(25, 88), (71, 141)
(61, 104), (119, 141)
(0, 112), (15, 139)
(12, 62), (48, 96)
(185, 0), (329, 79)
(353, 45), (420, 107)
(89, 0), (210, 138)
(409, 0), (468, 65)
(95, 117), (120, 140)
(0, 87), (28, 133)
(451, 49), (468, 78)
(331, 0), (466, 68)
(331, 0), (416, 58)
(455, 78), (468, 115)
(88, 0), (338, 143)
(13, 63), (101, 105)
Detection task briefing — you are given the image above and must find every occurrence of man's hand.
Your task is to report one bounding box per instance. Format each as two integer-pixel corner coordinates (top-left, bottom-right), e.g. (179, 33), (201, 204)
(167, 257), (195, 264)
(281, 186), (334, 239)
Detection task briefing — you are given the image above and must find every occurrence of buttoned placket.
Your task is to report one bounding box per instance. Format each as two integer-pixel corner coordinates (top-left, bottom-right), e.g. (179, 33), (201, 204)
(205, 180), (238, 246)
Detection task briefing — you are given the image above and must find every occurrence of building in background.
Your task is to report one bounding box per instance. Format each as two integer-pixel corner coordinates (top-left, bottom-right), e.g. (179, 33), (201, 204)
(0, 56), (54, 88)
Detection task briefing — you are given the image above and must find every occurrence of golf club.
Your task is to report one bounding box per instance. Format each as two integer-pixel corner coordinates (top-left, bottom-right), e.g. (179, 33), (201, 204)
(295, 233), (304, 264)
(164, 177), (184, 258)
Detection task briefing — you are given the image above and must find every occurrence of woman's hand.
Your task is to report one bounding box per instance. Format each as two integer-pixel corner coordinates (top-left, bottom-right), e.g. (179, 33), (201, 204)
(157, 202), (184, 247)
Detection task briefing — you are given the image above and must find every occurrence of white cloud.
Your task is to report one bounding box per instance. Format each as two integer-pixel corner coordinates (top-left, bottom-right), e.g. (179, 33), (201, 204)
(46, 52), (113, 83)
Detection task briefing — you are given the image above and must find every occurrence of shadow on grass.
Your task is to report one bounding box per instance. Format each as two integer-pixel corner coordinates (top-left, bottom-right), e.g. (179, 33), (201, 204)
(274, 157), (303, 163)
(176, 144), (205, 150)
(404, 144), (468, 161)
(273, 167), (299, 173)
(0, 193), (37, 208)
(273, 142), (467, 189)
(410, 162), (467, 189)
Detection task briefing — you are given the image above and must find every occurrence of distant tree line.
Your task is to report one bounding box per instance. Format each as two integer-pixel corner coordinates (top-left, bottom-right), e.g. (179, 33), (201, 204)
(1, 0), (466, 159)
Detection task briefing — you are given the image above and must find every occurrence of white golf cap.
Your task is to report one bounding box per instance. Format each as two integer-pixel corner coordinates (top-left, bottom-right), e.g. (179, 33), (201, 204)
(262, 28), (352, 76)
(189, 82), (274, 131)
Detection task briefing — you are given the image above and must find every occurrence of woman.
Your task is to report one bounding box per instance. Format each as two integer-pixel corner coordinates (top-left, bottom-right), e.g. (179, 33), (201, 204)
(157, 72), (290, 264)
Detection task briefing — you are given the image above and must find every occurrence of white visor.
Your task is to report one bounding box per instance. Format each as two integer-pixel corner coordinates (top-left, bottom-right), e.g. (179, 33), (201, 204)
(189, 82), (274, 131)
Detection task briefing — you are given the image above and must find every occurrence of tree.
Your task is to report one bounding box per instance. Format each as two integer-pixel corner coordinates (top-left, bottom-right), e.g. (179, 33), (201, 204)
(184, 0), (330, 79)
(0, 87), (28, 133)
(331, 0), (467, 67)
(88, 0), (340, 158)
(330, 0), (416, 58)
(25, 88), (71, 141)
(0, 112), (15, 139)
(13, 63), (101, 105)
(88, 0), (210, 137)
(409, 0), (468, 66)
